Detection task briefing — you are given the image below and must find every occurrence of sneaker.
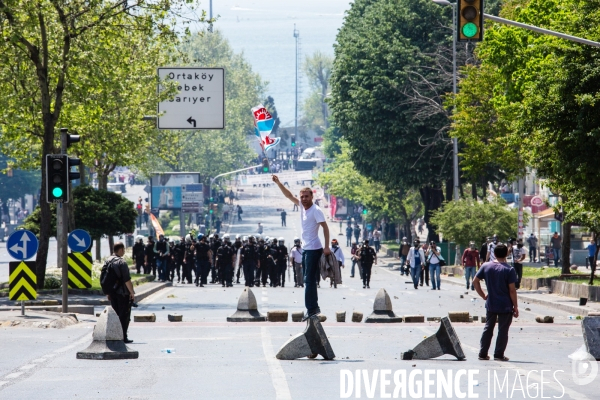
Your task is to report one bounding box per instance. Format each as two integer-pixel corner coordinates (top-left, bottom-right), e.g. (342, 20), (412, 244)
(350, 275), (354, 278)
(124, 339), (133, 344)
(363, 285), (366, 289)
(414, 285), (418, 289)
(437, 288), (441, 290)
(471, 286), (475, 291)
(367, 285), (370, 289)
(199, 284), (204, 287)
(301, 310), (319, 322)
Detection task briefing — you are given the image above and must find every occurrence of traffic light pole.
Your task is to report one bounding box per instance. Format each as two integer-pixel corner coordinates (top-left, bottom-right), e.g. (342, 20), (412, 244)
(58, 129), (69, 313)
(483, 14), (600, 48)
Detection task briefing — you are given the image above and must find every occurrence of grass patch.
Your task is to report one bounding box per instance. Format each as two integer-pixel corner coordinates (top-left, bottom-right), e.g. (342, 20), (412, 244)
(381, 240), (400, 252)
(89, 273), (150, 291)
(522, 267), (562, 279)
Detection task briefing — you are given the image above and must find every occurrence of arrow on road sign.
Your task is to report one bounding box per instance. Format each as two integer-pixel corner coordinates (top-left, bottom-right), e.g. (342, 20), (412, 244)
(9, 232), (30, 258)
(71, 233), (86, 248)
(187, 116), (197, 127)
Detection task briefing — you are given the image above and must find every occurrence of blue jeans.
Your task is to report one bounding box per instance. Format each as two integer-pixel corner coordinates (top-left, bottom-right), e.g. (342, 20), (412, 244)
(399, 255), (408, 274)
(302, 249), (323, 314)
(464, 266), (476, 288)
(552, 248), (560, 266)
(410, 264), (421, 287)
(157, 258), (167, 281)
(374, 241), (381, 253)
(429, 263), (441, 289)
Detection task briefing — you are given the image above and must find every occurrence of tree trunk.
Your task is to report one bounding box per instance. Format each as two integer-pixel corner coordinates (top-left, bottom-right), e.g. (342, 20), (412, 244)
(471, 181), (478, 199)
(108, 235), (114, 256)
(561, 222), (572, 274)
(98, 172), (108, 190)
(35, 118), (56, 290)
(95, 238), (101, 261)
(79, 161), (86, 185)
(419, 186), (444, 243)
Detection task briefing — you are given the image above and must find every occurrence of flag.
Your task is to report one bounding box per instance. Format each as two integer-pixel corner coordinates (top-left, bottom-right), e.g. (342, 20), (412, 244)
(252, 104), (280, 153)
(149, 213), (164, 237)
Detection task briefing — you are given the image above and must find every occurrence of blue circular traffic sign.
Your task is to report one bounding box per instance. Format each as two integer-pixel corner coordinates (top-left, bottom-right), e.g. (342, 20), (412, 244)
(7, 230), (39, 261)
(68, 229), (92, 253)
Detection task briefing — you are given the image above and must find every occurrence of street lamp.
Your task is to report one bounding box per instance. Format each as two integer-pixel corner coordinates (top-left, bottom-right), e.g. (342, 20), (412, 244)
(432, 0), (459, 202)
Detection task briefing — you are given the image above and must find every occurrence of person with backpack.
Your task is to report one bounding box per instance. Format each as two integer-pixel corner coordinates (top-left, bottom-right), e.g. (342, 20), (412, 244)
(101, 242), (135, 343)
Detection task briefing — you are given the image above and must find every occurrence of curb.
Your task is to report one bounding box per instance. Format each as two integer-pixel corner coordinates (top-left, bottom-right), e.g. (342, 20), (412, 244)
(440, 276), (595, 317)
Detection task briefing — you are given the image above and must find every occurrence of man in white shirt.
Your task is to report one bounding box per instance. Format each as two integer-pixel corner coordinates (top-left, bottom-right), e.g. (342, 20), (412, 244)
(273, 175), (330, 321)
(290, 237), (304, 288)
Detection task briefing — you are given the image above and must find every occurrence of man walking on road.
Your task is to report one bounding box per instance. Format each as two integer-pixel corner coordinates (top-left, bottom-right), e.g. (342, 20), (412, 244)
(272, 175), (330, 320)
(346, 225), (353, 247)
(473, 243), (519, 362)
(356, 239), (376, 289)
(462, 241), (480, 291)
(407, 239), (424, 289)
(550, 232), (562, 267)
(527, 233), (538, 262)
(281, 209), (287, 227)
(105, 242), (135, 343)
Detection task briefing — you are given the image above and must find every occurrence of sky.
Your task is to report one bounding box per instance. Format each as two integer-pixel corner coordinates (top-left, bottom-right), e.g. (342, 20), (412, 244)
(208, 0), (353, 126)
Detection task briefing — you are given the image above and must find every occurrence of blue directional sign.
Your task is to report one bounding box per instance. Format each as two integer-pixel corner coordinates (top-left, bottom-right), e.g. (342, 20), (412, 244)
(7, 230), (39, 261)
(68, 229), (91, 253)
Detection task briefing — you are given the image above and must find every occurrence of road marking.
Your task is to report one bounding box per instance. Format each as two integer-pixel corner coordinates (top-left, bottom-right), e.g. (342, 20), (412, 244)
(0, 382), (8, 387)
(19, 365), (35, 370)
(4, 372), (23, 379)
(261, 297), (269, 302)
(261, 326), (292, 400)
(30, 358), (46, 363)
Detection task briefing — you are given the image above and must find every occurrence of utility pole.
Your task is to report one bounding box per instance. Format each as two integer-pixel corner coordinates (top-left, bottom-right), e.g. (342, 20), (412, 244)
(294, 25), (300, 141)
(209, 0), (213, 32)
(58, 129), (69, 313)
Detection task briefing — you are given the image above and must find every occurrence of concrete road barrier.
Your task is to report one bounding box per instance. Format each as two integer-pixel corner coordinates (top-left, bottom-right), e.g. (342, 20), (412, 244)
(168, 313), (183, 322)
(336, 311), (346, 322)
(352, 311), (363, 323)
(448, 311), (470, 323)
(267, 310), (288, 322)
(291, 311), (304, 322)
(134, 313), (156, 322)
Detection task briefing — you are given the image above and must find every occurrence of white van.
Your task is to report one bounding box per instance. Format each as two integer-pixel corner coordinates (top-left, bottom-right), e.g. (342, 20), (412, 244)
(296, 147), (324, 171)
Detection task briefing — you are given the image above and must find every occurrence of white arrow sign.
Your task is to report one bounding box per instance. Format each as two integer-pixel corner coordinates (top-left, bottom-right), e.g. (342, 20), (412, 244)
(9, 232), (30, 258)
(72, 234), (86, 248)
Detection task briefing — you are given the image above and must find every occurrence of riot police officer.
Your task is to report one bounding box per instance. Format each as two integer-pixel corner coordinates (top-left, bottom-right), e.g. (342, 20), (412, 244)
(233, 234), (243, 284)
(357, 239), (377, 289)
(268, 238), (280, 287)
(216, 234), (235, 287)
(210, 234), (222, 284)
(194, 234), (212, 287)
(276, 237), (288, 287)
(241, 235), (260, 287)
(132, 235), (145, 274)
(182, 234), (195, 284)
(257, 237), (268, 287)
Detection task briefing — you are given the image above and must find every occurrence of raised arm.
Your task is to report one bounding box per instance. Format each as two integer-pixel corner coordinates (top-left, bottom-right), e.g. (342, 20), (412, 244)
(272, 175), (298, 204)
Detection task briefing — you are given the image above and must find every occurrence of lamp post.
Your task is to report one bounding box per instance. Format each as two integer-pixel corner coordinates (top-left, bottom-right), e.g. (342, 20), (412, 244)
(433, 0), (459, 202)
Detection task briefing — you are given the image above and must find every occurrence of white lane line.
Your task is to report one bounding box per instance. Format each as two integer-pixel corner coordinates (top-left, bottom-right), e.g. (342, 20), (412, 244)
(416, 327), (590, 400)
(262, 297), (269, 302)
(0, 382), (9, 387)
(19, 365), (35, 370)
(30, 358), (46, 363)
(261, 326), (292, 400)
(4, 372), (23, 379)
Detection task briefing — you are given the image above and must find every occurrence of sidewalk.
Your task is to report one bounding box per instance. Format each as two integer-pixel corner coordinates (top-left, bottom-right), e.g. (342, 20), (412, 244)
(0, 281), (171, 311)
(376, 252), (600, 317)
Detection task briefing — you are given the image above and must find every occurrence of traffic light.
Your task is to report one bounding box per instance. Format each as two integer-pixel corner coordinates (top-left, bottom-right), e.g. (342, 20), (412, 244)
(66, 134), (81, 182)
(362, 208), (368, 215)
(458, 0), (483, 42)
(46, 154), (68, 203)
(262, 158), (270, 173)
(291, 134), (296, 147)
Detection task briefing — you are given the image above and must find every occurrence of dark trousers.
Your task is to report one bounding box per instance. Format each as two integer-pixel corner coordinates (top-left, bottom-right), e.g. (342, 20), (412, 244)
(171, 261), (181, 281)
(281, 217), (286, 226)
(183, 261), (194, 283)
(346, 236), (352, 246)
(513, 263), (523, 289)
(221, 264), (233, 285)
(243, 261), (256, 286)
(302, 249), (323, 314)
(269, 263), (278, 286)
(135, 259), (144, 274)
(199, 260), (210, 284)
(420, 266), (430, 286)
(258, 264), (269, 285)
(110, 293), (132, 341)
(362, 263), (373, 286)
(278, 263), (286, 286)
(480, 311), (513, 358)
(529, 247), (537, 262)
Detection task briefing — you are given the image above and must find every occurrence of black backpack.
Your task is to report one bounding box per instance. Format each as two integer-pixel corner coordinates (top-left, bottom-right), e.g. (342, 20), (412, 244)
(100, 257), (120, 295)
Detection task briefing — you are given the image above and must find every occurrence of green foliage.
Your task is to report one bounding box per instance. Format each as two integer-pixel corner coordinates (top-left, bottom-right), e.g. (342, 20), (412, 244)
(73, 185), (137, 240)
(43, 275), (62, 290)
(0, 154), (41, 200)
(20, 203), (57, 237)
(431, 198), (529, 247)
(322, 126), (343, 158)
(302, 51), (333, 134)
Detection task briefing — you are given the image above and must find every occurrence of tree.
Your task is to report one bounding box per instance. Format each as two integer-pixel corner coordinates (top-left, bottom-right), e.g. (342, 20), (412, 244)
(329, 0), (456, 241)
(0, 154), (41, 201)
(73, 186), (136, 260)
(0, 0), (203, 287)
(302, 51), (333, 134)
(431, 198), (528, 247)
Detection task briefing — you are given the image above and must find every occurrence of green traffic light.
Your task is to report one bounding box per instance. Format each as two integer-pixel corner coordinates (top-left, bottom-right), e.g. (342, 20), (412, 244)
(462, 22), (478, 38)
(291, 143), (296, 147)
(263, 167), (269, 172)
(209, 209), (213, 214)
(52, 187), (63, 198)
(362, 209), (367, 215)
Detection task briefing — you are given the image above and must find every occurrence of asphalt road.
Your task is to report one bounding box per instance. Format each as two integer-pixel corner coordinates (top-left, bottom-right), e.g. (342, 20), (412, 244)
(0, 184), (597, 399)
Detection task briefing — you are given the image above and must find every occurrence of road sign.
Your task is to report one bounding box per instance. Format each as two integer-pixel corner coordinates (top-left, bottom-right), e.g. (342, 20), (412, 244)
(9, 261), (37, 301)
(157, 67), (225, 130)
(181, 183), (203, 213)
(531, 196), (544, 207)
(68, 229), (91, 253)
(7, 230), (39, 261)
(68, 252), (92, 289)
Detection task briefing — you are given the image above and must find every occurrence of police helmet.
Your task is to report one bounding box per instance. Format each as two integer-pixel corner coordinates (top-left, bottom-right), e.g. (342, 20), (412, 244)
(185, 234), (192, 243)
(294, 237), (301, 245)
(265, 236), (270, 242)
(209, 234), (214, 239)
(223, 234), (231, 243)
(197, 233), (204, 240)
(278, 237), (285, 245)
(136, 235), (144, 242)
(271, 238), (278, 245)
(248, 235), (255, 243)
(235, 234), (241, 240)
